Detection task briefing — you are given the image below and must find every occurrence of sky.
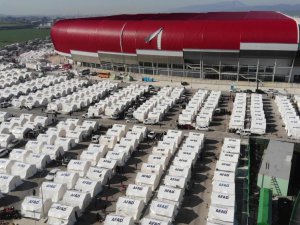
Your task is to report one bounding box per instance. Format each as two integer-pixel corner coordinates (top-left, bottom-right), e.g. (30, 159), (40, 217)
(0, 0), (299, 16)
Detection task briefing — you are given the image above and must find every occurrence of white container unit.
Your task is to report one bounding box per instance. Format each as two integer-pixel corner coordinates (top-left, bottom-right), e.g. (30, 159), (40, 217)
(25, 153), (51, 170)
(208, 205), (235, 225)
(75, 178), (102, 198)
(126, 184), (152, 204)
(157, 185), (184, 206)
(54, 171), (79, 189)
(67, 160), (91, 177)
(104, 214), (135, 225)
(212, 180), (235, 195)
(48, 203), (79, 225)
(39, 182), (67, 202)
(0, 159), (14, 174)
(135, 172), (160, 191)
(211, 191), (235, 208)
(25, 141), (45, 153)
(213, 171), (235, 183)
(0, 173), (22, 193)
(140, 217), (170, 225)
(149, 199), (177, 223)
(21, 196), (52, 220)
(10, 162), (37, 179)
(61, 190), (92, 211)
(9, 149), (30, 162)
(86, 166), (111, 184)
(55, 137), (76, 152)
(116, 196), (145, 221)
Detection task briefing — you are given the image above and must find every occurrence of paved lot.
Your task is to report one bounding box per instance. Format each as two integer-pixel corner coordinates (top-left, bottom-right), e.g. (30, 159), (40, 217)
(0, 78), (299, 225)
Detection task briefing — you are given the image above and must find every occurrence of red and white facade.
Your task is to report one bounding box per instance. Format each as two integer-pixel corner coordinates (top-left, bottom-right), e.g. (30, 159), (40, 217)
(51, 11), (300, 82)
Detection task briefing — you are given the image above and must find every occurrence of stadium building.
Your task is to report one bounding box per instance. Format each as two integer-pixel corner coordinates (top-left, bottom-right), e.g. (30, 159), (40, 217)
(51, 11), (300, 82)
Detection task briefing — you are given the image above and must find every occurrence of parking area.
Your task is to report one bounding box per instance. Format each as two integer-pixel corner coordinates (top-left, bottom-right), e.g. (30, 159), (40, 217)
(0, 73), (300, 225)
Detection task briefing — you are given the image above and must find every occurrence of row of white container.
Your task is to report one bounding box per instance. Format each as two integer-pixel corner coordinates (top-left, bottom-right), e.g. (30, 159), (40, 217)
(178, 89), (208, 125)
(47, 81), (109, 113)
(196, 91), (221, 129)
(250, 94), (266, 135)
(0, 69), (35, 89)
(104, 85), (149, 118)
(18, 48), (54, 64)
(14, 78), (88, 109)
(19, 125), (147, 224)
(107, 129), (184, 224)
(0, 113), (54, 138)
(106, 131), (205, 225)
(275, 95), (300, 139)
(133, 87), (183, 123)
(229, 93), (247, 130)
(208, 137), (241, 225)
(1, 75), (66, 103)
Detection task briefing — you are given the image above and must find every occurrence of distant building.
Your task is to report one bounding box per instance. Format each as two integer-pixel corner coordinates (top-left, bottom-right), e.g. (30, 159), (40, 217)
(51, 11), (300, 82)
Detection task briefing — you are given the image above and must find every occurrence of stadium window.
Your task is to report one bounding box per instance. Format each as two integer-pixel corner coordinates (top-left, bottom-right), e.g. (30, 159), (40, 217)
(158, 63), (167, 68)
(173, 64), (183, 69)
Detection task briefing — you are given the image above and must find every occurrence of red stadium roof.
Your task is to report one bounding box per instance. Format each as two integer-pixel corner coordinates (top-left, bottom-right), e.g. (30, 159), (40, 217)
(51, 11), (299, 55)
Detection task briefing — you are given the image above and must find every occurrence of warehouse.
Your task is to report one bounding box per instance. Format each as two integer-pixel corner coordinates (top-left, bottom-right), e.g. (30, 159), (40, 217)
(51, 11), (300, 82)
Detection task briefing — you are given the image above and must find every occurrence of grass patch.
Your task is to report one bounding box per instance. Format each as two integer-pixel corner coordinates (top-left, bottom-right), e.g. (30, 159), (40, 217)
(0, 28), (50, 48)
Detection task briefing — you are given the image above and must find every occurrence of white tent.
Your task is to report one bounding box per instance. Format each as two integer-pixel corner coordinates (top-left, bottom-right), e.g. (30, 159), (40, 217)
(104, 214), (135, 225)
(172, 157), (193, 169)
(39, 182), (67, 202)
(86, 166), (111, 184)
(0, 159), (14, 174)
(41, 144), (64, 160)
(177, 150), (198, 164)
(97, 158), (118, 172)
(140, 217), (170, 225)
(37, 133), (57, 145)
(55, 137), (76, 152)
(208, 205), (235, 224)
(82, 120), (99, 132)
(87, 144), (108, 157)
(25, 140), (45, 153)
(147, 154), (168, 170)
(126, 184), (152, 204)
(67, 160), (91, 177)
(126, 131), (143, 143)
(113, 144), (132, 159)
(0, 173), (22, 193)
(61, 190), (92, 211)
(216, 161), (237, 173)
(25, 153), (51, 170)
(120, 137), (138, 151)
(157, 185), (184, 206)
(66, 130), (84, 143)
(20, 113), (35, 122)
(11, 161), (37, 179)
(132, 125), (147, 139)
(106, 128), (125, 142)
(54, 171), (79, 189)
(222, 144), (240, 155)
(112, 124), (127, 134)
(100, 135), (117, 149)
(48, 203), (79, 225)
(152, 147), (171, 160)
(163, 175), (187, 190)
(157, 141), (176, 155)
(106, 151), (127, 166)
(0, 133), (15, 148)
(80, 150), (102, 166)
(168, 165), (191, 181)
(141, 163), (163, 176)
(219, 152), (239, 163)
(11, 126), (32, 139)
(21, 196), (52, 219)
(149, 199), (177, 223)
(135, 172), (159, 191)
(75, 178), (102, 198)
(212, 181), (235, 195)
(116, 197), (145, 221)
(34, 116), (52, 127)
(211, 192), (235, 207)
(0, 111), (11, 122)
(213, 171), (235, 183)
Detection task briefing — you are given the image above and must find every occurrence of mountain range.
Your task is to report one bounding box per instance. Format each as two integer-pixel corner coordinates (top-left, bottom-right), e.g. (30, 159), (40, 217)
(170, 1), (300, 16)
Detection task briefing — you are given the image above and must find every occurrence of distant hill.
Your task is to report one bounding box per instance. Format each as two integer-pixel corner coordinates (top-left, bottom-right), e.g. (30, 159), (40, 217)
(170, 1), (300, 16)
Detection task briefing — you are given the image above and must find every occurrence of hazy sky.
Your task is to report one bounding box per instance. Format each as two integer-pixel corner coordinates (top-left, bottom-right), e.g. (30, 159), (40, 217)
(0, 0), (299, 16)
